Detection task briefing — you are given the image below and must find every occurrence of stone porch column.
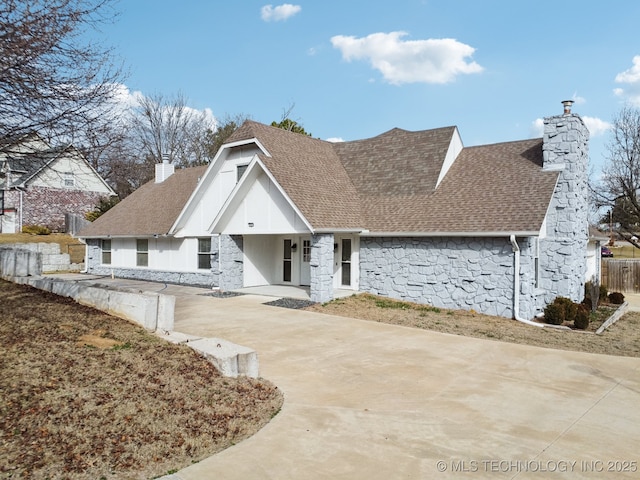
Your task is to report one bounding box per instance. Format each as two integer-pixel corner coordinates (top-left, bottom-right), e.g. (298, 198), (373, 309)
(310, 233), (334, 303)
(219, 234), (243, 291)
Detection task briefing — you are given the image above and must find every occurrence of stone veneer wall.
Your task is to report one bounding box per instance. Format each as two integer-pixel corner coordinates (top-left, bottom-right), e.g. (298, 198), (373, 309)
(539, 112), (589, 306)
(310, 233), (334, 303)
(360, 236), (521, 318)
(85, 239), (219, 288)
(219, 234), (243, 291)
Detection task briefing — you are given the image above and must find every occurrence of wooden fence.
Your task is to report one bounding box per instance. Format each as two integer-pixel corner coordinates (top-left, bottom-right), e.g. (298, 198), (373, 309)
(602, 259), (640, 293)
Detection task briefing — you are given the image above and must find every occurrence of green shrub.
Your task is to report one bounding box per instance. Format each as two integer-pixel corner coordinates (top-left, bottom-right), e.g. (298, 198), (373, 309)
(574, 305), (590, 330)
(21, 224), (51, 235)
(556, 296), (578, 322)
(543, 301), (565, 325)
(608, 292), (625, 305)
(599, 285), (609, 301)
(544, 296), (581, 325)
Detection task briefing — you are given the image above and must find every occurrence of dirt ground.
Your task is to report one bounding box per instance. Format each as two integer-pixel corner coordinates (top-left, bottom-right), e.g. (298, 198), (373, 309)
(305, 293), (640, 358)
(0, 280), (283, 480)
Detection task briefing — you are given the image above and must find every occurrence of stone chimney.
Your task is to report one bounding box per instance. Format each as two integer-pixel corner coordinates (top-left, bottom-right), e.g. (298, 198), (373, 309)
(539, 100), (590, 304)
(155, 155), (174, 183)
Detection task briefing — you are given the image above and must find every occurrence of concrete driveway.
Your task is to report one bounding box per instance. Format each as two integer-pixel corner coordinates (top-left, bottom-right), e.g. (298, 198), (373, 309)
(167, 291), (640, 480)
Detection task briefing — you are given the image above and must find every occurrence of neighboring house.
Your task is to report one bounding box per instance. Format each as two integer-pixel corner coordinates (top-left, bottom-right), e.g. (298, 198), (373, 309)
(0, 133), (115, 233)
(79, 101), (589, 320)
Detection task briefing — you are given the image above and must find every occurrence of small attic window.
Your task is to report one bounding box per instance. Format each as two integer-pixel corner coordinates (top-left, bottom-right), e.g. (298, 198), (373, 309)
(63, 172), (75, 188)
(236, 164), (249, 182)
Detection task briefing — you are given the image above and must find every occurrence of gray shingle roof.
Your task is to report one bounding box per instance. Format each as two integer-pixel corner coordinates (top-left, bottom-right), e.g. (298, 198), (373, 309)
(78, 166), (207, 237)
(357, 138), (558, 233)
(81, 121), (560, 238)
(227, 121), (365, 229)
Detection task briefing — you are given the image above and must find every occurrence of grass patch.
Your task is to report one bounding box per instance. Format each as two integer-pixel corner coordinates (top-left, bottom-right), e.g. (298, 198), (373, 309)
(0, 280), (283, 479)
(0, 232), (86, 263)
(305, 293), (640, 358)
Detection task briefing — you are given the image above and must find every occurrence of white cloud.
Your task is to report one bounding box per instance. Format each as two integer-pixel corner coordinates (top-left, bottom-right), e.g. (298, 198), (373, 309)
(325, 137), (344, 143)
(582, 116), (611, 137)
(530, 118), (544, 138)
(530, 115), (610, 138)
(261, 4), (301, 22)
(615, 55), (640, 83)
(614, 56), (640, 106)
(330, 31), (483, 85)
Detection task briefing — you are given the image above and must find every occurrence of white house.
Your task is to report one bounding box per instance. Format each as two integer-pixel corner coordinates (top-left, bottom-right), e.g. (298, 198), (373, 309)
(79, 101), (590, 320)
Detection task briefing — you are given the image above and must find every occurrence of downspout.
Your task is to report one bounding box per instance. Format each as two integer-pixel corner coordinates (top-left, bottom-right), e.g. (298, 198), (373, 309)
(510, 235), (543, 327)
(18, 188), (23, 232)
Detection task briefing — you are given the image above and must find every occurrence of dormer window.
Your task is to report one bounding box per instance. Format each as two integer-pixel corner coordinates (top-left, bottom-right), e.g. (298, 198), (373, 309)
(63, 172), (75, 188)
(236, 164), (248, 182)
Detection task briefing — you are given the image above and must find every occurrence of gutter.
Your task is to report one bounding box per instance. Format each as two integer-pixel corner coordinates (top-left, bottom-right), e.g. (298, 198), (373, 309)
(510, 235), (543, 327)
(363, 230), (540, 238)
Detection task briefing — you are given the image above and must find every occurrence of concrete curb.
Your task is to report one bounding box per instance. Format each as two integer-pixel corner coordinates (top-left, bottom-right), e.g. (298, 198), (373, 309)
(595, 301), (628, 334)
(154, 331), (259, 378)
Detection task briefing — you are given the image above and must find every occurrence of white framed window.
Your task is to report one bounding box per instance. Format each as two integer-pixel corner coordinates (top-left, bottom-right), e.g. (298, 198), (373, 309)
(534, 238), (540, 289)
(101, 239), (111, 265)
(63, 172), (75, 188)
(198, 238), (211, 270)
(302, 239), (311, 262)
(136, 239), (148, 267)
(236, 164), (249, 182)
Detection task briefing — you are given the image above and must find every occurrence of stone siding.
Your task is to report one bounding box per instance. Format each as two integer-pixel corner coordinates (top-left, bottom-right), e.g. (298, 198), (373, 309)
(219, 235), (243, 291)
(540, 113), (589, 306)
(85, 239), (219, 288)
(310, 233), (334, 303)
(360, 236), (518, 317)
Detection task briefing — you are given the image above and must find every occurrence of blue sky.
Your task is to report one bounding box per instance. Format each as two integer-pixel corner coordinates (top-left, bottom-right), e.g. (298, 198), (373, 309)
(100, 0), (640, 173)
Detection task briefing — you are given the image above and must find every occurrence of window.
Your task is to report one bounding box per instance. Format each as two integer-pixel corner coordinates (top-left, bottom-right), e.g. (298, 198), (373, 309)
(302, 239), (311, 263)
(236, 164), (249, 182)
(136, 239), (148, 267)
(534, 238), (540, 289)
(198, 238), (211, 269)
(63, 172), (75, 188)
(101, 239), (111, 265)
(283, 239), (292, 282)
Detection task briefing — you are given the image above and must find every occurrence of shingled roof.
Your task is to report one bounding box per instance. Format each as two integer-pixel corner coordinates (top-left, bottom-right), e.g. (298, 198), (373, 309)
(229, 121), (557, 234)
(81, 121), (560, 238)
(226, 121), (365, 229)
(356, 138), (559, 234)
(79, 166), (207, 237)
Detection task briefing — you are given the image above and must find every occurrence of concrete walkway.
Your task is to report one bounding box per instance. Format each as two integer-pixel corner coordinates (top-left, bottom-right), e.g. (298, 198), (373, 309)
(169, 291), (640, 480)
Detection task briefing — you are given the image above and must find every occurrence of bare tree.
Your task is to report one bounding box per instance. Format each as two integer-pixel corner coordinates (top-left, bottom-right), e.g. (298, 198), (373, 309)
(595, 105), (640, 246)
(0, 0), (124, 147)
(203, 113), (252, 159)
(131, 92), (213, 166)
(270, 102), (312, 136)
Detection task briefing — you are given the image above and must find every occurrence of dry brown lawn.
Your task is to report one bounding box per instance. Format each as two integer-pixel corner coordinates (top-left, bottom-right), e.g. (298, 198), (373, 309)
(0, 280), (283, 480)
(0, 233), (85, 264)
(305, 293), (640, 358)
